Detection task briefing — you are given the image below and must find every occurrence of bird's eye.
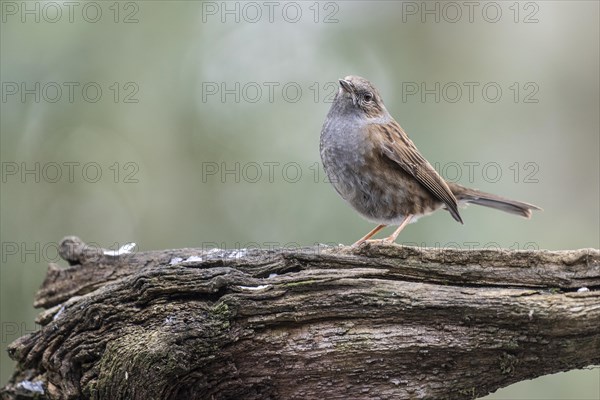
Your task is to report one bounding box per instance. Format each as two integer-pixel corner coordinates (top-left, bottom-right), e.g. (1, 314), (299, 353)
(363, 92), (373, 103)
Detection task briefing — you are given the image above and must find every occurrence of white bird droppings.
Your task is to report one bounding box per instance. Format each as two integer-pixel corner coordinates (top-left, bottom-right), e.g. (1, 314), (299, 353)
(169, 257), (183, 265)
(237, 285), (269, 291)
(104, 243), (136, 256)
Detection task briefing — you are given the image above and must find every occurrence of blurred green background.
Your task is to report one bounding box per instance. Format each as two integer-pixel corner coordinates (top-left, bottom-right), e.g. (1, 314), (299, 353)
(1, 1), (598, 398)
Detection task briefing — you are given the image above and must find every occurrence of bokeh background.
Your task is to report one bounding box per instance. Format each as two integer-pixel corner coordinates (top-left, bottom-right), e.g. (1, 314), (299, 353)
(1, 1), (598, 397)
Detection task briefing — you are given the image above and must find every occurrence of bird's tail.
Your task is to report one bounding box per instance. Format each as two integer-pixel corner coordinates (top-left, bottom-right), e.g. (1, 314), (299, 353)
(450, 184), (542, 219)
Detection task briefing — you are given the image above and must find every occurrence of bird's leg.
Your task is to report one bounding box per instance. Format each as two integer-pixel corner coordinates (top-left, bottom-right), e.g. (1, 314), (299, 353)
(352, 224), (386, 247)
(382, 215), (412, 244)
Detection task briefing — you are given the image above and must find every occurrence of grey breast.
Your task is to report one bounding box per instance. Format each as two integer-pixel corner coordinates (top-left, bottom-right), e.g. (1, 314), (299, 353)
(320, 105), (381, 216)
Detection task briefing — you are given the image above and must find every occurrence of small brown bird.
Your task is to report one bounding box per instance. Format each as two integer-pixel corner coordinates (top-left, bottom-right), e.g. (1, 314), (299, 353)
(320, 75), (541, 246)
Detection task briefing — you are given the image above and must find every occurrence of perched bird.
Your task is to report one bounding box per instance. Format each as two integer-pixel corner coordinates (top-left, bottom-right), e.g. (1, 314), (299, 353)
(320, 75), (541, 246)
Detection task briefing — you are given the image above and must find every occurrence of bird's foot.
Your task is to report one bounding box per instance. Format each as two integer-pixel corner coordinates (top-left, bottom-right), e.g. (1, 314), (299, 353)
(351, 238), (394, 247)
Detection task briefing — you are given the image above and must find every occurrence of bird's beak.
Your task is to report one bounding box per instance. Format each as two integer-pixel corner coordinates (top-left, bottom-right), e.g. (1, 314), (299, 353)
(338, 79), (354, 94)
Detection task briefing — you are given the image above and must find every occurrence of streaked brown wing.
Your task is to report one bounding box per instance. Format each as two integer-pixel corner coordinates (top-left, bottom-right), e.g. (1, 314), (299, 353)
(376, 121), (463, 223)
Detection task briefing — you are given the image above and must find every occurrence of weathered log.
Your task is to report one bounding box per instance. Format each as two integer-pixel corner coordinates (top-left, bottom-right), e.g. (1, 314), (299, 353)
(2, 236), (599, 400)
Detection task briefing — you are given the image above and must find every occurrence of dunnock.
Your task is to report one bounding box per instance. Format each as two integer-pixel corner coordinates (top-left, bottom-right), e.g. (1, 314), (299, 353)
(320, 75), (541, 246)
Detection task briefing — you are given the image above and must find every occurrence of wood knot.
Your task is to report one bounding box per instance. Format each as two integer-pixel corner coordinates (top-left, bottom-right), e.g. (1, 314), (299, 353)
(58, 236), (100, 265)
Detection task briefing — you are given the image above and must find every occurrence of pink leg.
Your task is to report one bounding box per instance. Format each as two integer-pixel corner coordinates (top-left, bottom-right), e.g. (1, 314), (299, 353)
(382, 215), (412, 244)
(352, 224), (386, 247)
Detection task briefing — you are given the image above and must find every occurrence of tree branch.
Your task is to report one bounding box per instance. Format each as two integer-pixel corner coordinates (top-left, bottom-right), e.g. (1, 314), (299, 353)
(2, 236), (599, 400)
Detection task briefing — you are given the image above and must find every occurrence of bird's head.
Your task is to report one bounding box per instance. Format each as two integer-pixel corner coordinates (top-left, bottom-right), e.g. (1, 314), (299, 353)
(336, 75), (387, 118)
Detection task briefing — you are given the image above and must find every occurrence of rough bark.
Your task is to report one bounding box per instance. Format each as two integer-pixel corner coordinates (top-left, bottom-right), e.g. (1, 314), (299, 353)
(1, 236), (599, 400)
